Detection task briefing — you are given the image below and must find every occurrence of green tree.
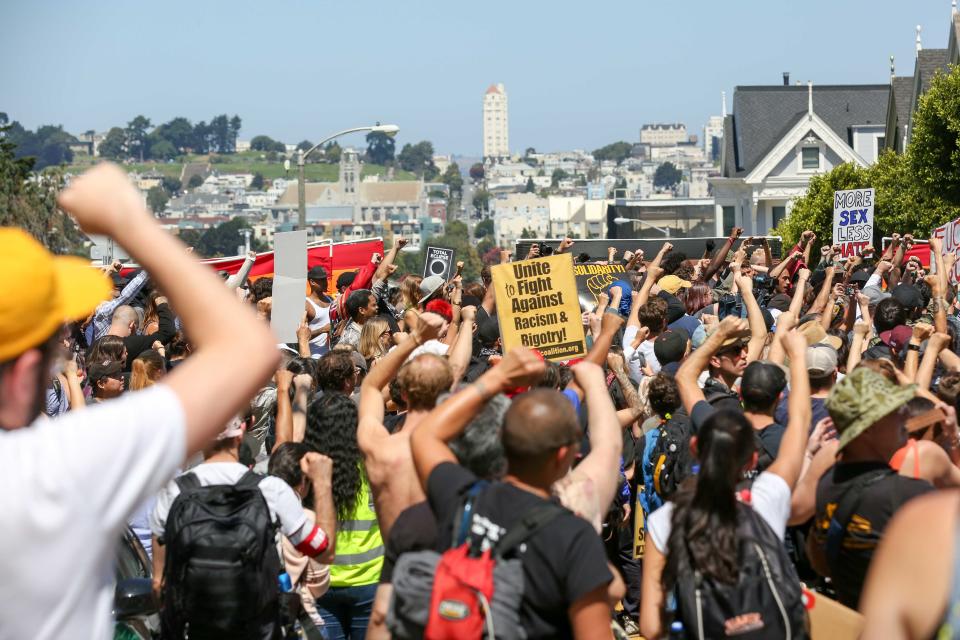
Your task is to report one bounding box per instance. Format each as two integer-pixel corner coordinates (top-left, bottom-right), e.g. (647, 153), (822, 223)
(161, 177), (181, 195)
(365, 131), (396, 165)
(296, 140), (314, 152)
(187, 174), (204, 189)
(524, 176), (535, 193)
(228, 115), (242, 153)
(427, 220), (482, 280)
(592, 141), (633, 164)
(475, 218), (494, 239)
(440, 163), (463, 198)
(398, 140), (436, 177)
(148, 138), (177, 161)
(250, 172), (265, 190)
(551, 168), (568, 187)
(250, 135), (277, 151)
(197, 217), (256, 257)
(472, 188), (491, 212)
(908, 66), (960, 206)
(154, 117), (195, 153)
(324, 141), (341, 163)
(98, 127), (127, 160)
(520, 227), (536, 239)
(654, 161), (682, 188)
(0, 122), (86, 254)
(126, 115), (151, 162)
(193, 121), (210, 153)
(146, 186), (169, 214)
(469, 163), (485, 182)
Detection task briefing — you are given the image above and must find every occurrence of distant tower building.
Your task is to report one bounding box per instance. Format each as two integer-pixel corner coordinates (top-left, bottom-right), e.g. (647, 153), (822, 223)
(339, 147), (359, 202)
(483, 83), (509, 159)
(703, 91), (726, 163)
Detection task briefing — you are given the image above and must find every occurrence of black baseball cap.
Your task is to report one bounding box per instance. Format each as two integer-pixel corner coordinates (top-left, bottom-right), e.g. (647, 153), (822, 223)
(849, 269), (871, 286)
(891, 284), (924, 310)
(308, 266), (328, 281)
(477, 318), (501, 347)
(741, 361), (787, 410)
(654, 328), (689, 365)
(88, 359), (123, 381)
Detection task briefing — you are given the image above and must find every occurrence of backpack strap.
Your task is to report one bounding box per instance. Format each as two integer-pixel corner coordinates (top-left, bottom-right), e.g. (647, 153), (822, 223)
(237, 470), (265, 490)
(826, 468), (891, 566)
(492, 502), (567, 559)
(174, 471), (200, 493)
(453, 481), (488, 548)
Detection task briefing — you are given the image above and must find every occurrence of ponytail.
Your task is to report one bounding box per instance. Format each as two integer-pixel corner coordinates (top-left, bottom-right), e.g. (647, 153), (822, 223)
(660, 410), (755, 622)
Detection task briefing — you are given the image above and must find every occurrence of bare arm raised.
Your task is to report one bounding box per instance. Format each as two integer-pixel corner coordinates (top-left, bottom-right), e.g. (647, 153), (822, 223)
(58, 164), (279, 456)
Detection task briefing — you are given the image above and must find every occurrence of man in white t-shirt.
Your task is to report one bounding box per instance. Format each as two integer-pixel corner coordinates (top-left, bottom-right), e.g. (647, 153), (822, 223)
(0, 164), (280, 640)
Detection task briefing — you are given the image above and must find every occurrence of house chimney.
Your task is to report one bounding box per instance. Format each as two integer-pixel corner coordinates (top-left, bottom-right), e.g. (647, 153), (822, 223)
(890, 55), (895, 81)
(783, 72), (790, 86)
(917, 25), (923, 56)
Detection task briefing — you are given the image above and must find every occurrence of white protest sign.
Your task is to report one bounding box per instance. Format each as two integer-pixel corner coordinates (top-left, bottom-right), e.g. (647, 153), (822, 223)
(423, 246), (455, 280)
(833, 188), (874, 258)
(271, 230), (308, 344)
(932, 215), (960, 285)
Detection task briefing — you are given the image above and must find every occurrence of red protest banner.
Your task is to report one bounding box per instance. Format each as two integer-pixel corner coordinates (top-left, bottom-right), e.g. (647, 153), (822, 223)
(121, 237), (385, 296)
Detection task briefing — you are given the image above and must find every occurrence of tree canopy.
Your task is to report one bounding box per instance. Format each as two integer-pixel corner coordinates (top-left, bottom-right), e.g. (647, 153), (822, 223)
(365, 131), (396, 166)
(397, 140), (438, 179)
(653, 161), (682, 188)
(592, 141), (633, 165)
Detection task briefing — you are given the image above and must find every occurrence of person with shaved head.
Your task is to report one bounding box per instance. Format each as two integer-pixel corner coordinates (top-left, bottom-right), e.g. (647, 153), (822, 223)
(410, 347), (615, 640)
(106, 295), (176, 368)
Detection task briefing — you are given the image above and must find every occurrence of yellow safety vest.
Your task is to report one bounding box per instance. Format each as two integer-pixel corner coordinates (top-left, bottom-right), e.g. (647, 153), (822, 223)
(329, 473), (383, 587)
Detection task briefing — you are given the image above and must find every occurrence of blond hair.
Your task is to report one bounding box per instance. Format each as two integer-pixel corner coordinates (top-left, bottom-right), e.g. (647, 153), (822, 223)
(359, 318), (391, 363)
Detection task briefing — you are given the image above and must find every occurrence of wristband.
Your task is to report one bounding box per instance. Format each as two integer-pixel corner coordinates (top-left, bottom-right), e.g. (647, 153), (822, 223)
(907, 343), (922, 352)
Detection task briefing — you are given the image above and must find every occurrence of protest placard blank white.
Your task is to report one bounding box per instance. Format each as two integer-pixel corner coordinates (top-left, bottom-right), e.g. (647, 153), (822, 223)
(271, 230), (308, 344)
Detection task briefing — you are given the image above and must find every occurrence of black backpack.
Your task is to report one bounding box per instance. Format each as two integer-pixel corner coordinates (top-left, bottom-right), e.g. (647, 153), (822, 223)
(649, 411), (696, 502)
(160, 470), (282, 640)
(674, 504), (808, 640)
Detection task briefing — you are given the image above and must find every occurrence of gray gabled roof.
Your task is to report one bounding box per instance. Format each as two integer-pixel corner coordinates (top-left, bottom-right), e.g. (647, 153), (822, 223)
(891, 76), (915, 127)
(724, 84), (889, 177)
(915, 49), (949, 97)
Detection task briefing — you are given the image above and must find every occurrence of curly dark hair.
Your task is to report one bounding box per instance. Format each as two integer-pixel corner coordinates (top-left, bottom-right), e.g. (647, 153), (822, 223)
(648, 374), (680, 418)
(250, 277), (274, 303)
(660, 251), (687, 275)
(315, 351), (354, 392)
(304, 393), (363, 521)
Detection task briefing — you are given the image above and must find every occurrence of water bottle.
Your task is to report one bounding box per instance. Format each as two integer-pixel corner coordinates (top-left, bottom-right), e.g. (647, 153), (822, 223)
(278, 571), (293, 593)
(669, 620), (685, 639)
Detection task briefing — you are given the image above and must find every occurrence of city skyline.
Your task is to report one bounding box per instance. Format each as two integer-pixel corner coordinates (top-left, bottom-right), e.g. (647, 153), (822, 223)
(1, 0), (952, 157)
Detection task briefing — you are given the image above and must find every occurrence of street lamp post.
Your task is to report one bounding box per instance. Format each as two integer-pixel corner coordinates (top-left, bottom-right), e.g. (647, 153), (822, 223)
(297, 123), (400, 230)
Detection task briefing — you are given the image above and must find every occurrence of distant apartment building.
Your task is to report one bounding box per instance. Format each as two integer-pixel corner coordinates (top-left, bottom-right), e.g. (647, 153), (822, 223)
(640, 123), (687, 147)
(703, 115), (725, 163)
(491, 193), (550, 246)
(483, 83), (510, 159)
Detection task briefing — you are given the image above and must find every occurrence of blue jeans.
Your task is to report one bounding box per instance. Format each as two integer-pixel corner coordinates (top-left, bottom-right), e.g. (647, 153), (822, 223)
(316, 583), (377, 640)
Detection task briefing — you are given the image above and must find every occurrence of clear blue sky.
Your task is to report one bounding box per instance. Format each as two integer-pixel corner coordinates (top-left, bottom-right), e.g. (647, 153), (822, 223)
(1, 0), (952, 156)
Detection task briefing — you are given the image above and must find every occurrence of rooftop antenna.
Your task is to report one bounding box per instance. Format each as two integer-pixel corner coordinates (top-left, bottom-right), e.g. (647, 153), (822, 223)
(721, 91), (727, 118)
(890, 55), (895, 81)
(808, 81), (814, 116)
(953, 0), (957, 17)
(916, 25), (923, 56)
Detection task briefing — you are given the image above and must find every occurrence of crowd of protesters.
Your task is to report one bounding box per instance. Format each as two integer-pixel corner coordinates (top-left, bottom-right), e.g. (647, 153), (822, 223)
(4, 162), (960, 639)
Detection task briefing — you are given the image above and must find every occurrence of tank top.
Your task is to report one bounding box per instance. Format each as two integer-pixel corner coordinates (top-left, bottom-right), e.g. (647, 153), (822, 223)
(306, 297), (330, 354)
(329, 474), (383, 587)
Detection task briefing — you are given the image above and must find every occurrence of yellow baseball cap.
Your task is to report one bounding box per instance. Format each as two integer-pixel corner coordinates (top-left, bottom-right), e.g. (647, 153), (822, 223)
(658, 274), (692, 295)
(0, 228), (111, 361)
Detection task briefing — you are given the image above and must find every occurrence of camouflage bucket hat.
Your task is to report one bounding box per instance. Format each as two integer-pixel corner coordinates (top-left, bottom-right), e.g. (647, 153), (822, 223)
(825, 367), (916, 450)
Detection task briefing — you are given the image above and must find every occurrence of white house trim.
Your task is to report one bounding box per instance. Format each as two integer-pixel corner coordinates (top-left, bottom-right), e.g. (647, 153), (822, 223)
(743, 111), (867, 184)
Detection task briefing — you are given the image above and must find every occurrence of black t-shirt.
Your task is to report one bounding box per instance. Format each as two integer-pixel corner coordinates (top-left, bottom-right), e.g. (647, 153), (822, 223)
(427, 463), (613, 640)
(381, 501), (437, 584)
(811, 461), (933, 608)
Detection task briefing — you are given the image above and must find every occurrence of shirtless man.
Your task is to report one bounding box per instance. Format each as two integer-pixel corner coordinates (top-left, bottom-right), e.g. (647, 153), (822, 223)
(357, 310), (475, 538)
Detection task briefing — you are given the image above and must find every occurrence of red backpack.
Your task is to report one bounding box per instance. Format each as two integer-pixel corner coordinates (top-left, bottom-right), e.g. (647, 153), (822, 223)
(390, 482), (566, 640)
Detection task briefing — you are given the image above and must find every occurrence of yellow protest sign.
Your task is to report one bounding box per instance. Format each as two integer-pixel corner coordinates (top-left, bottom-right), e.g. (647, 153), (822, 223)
(491, 252), (586, 361)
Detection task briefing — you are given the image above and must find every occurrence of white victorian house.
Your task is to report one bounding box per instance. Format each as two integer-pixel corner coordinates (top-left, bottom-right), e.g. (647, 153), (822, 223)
(711, 82), (889, 237)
